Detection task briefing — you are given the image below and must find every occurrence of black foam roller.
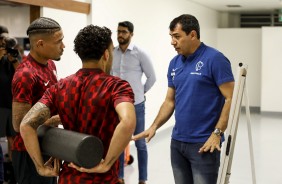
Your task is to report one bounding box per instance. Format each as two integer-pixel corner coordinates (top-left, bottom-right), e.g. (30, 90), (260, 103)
(37, 125), (104, 169)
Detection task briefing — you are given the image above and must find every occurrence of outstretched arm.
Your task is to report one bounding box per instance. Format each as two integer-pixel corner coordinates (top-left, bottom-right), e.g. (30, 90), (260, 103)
(133, 87), (175, 142)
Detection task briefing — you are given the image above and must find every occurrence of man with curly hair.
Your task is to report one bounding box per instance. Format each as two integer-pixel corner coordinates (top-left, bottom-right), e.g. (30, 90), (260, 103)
(20, 25), (136, 184)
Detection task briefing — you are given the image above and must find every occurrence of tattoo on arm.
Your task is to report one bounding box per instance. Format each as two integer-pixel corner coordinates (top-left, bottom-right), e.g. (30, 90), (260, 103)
(22, 102), (51, 130)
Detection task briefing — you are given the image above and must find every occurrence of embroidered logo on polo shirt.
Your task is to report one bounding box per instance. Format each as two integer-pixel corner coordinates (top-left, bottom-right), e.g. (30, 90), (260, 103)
(171, 68), (178, 80)
(196, 61), (204, 71)
(190, 61), (204, 75)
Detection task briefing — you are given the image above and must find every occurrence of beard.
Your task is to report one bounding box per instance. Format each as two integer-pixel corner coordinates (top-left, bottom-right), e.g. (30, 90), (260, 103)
(118, 37), (130, 45)
(53, 57), (61, 61)
(52, 50), (63, 61)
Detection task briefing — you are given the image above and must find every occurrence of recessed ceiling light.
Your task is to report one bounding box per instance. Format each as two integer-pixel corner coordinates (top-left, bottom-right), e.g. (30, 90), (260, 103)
(226, 5), (242, 8)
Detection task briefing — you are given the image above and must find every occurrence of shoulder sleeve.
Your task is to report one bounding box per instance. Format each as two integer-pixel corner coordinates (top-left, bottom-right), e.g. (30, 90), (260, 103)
(167, 56), (178, 88)
(211, 52), (234, 86)
(12, 67), (36, 104)
(111, 78), (135, 107)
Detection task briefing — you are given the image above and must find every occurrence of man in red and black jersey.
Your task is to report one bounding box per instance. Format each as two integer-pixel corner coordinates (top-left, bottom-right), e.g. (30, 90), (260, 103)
(12, 17), (65, 184)
(20, 25), (136, 184)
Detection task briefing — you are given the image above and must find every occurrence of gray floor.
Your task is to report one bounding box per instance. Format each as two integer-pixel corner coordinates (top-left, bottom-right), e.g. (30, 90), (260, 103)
(123, 112), (282, 184)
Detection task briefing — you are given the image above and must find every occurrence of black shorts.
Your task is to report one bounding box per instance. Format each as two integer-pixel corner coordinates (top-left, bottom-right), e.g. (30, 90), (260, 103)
(0, 108), (16, 137)
(12, 151), (57, 184)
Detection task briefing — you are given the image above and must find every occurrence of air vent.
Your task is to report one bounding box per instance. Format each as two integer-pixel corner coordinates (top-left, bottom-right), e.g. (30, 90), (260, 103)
(240, 13), (282, 27)
(226, 5), (241, 8)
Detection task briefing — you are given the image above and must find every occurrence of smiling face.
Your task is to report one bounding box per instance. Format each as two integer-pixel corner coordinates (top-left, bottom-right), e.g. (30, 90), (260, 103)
(169, 23), (199, 57)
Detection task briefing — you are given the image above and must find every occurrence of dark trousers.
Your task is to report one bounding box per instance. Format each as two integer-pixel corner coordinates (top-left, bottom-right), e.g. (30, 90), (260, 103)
(0, 146), (3, 184)
(170, 139), (220, 184)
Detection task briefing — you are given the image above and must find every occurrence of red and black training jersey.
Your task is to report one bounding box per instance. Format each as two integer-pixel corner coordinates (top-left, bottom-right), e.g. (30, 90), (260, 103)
(12, 54), (58, 151)
(39, 68), (134, 184)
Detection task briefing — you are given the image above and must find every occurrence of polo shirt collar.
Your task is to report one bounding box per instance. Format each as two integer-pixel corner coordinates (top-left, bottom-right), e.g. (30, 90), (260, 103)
(181, 42), (205, 62)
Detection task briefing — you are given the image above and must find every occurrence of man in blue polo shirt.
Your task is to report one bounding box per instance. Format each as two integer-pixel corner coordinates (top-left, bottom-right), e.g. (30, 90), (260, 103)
(133, 14), (235, 184)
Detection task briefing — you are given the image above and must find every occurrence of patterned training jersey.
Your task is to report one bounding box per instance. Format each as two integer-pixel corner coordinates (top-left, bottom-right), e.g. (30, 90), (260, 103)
(12, 54), (58, 151)
(39, 68), (134, 184)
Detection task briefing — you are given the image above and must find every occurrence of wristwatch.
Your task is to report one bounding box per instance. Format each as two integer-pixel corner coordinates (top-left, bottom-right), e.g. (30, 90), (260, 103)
(213, 128), (224, 136)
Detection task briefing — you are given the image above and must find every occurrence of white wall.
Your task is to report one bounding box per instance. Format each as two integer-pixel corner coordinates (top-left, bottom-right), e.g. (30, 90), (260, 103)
(261, 27), (282, 112)
(0, 6), (30, 37)
(0, 5), (87, 79)
(217, 29), (262, 108)
(41, 7), (87, 79)
(91, 0), (219, 129)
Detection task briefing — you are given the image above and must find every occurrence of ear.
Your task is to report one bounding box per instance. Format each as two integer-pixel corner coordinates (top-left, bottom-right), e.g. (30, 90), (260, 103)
(190, 30), (197, 40)
(36, 39), (44, 48)
(103, 49), (110, 62)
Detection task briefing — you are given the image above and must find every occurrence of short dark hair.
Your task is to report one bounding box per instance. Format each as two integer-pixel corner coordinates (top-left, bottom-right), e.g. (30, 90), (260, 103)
(118, 21), (134, 33)
(26, 17), (61, 36)
(169, 14), (200, 39)
(0, 25), (8, 34)
(74, 25), (112, 61)
(0, 25), (9, 38)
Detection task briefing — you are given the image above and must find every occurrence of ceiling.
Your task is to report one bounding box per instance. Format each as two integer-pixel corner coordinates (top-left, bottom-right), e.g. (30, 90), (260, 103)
(1, 0), (282, 13)
(189, 0), (282, 13)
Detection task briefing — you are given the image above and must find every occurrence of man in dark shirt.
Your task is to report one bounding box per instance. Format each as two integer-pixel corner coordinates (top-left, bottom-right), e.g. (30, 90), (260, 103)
(0, 25), (19, 184)
(20, 25), (136, 184)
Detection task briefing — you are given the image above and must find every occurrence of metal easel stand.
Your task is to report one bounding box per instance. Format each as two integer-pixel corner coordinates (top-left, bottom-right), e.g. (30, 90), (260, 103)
(217, 63), (256, 184)
(244, 79), (257, 184)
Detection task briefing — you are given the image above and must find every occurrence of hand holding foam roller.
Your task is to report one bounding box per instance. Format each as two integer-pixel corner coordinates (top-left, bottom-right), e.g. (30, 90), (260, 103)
(37, 125), (104, 169)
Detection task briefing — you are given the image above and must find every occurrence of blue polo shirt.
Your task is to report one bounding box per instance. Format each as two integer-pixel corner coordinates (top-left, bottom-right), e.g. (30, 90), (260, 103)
(168, 42), (234, 143)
